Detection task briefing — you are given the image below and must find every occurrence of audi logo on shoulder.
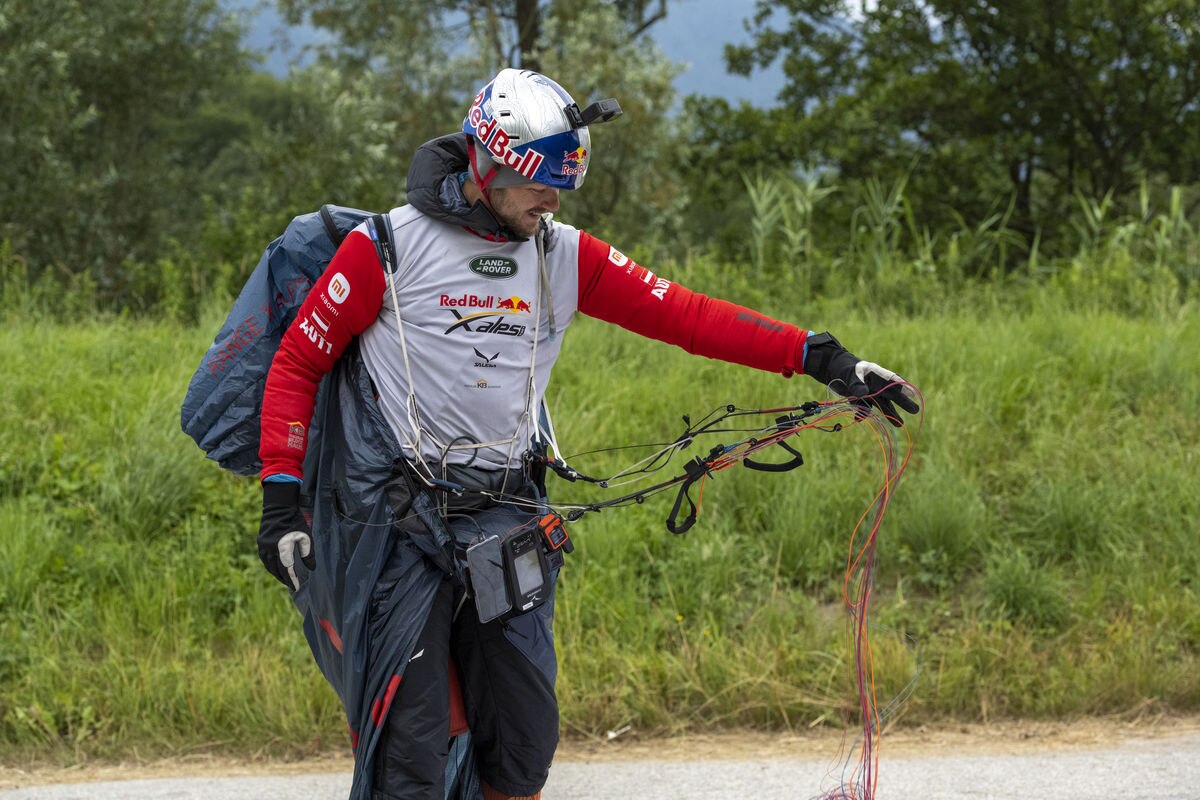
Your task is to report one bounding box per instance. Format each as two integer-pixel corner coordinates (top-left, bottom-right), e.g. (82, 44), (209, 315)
(468, 255), (518, 279)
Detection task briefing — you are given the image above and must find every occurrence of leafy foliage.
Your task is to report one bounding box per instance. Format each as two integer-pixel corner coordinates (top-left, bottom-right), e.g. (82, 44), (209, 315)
(718, 0), (1200, 254)
(0, 0), (246, 294)
(0, 0), (690, 312)
(534, 3), (682, 246)
(3, 0), (1200, 316)
(272, 0), (683, 244)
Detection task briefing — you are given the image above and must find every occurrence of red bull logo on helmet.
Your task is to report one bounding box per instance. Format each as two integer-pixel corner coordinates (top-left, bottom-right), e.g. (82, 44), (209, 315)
(474, 114), (546, 181)
(562, 146), (587, 176)
(468, 87), (487, 124)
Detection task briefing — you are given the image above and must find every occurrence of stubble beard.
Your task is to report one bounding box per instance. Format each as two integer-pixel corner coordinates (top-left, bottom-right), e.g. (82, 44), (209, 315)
(490, 189), (543, 239)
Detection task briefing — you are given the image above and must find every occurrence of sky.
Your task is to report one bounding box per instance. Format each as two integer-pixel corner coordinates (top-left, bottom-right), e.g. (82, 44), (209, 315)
(236, 0), (786, 107)
(652, 0), (785, 106)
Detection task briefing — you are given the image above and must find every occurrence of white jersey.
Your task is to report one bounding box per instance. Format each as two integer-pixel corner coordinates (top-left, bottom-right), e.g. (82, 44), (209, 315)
(359, 206), (580, 470)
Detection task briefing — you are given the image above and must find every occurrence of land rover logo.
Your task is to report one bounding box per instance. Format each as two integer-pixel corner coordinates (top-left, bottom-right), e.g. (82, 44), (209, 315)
(468, 255), (518, 279)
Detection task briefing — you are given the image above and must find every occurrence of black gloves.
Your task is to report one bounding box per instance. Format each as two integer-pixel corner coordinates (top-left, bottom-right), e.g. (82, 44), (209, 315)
(258, 481), (315, 590)
(803, 332), (920, 426)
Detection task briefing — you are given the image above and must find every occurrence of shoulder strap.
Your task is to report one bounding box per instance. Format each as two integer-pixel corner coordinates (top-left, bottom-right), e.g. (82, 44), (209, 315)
(366, 211), (432, 482)
(367, 212), (395, 274)
(319, 204), (346, 246)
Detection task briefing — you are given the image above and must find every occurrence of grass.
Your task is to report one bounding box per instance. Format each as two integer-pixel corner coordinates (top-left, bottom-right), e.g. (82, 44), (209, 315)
(0, 289), (1197, 764)
(547, 300), (1200, 733)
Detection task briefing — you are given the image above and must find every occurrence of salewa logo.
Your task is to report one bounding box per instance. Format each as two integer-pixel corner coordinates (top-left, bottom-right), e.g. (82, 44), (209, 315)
(469, 255), (518, 279)
(473, 348), (499, 367)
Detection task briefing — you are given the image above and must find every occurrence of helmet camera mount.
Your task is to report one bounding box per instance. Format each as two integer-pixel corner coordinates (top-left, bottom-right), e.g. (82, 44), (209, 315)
(564, 99), (623, 129)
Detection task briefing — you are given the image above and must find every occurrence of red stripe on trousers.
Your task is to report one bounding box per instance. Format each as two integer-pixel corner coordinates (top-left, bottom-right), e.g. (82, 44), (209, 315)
(371, 674), (403, 728)
(319, 619), (344, 654)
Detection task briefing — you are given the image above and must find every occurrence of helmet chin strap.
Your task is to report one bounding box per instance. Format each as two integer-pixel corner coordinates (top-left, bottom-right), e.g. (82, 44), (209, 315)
(465, 138), (529, 242)
(466, 138), (500, 209)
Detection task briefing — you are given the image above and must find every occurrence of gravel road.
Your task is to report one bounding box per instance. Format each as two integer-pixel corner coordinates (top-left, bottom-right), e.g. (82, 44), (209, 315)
(3, 730), (1198, 800)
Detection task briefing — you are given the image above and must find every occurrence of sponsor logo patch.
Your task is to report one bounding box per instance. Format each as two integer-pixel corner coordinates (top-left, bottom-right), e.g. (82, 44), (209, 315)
(641, 268), (671, 301)
(442, 296), (531, 337)
(469, 255), (519, 279)
(441, 293), (495, 308)
(473, 348), (499, 368)
(473, 117), (546, 180)
(328, 273), (350, 304)
(287, 421), (305, 450)
(298, 316), (333, 354)
(563, 146), (587, 175)
(495, 296), (532, 313)
(443, 310), (527, 337)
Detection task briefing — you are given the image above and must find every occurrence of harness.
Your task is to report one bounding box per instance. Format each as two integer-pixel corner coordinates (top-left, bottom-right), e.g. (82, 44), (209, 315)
(364, 214), (561, 500)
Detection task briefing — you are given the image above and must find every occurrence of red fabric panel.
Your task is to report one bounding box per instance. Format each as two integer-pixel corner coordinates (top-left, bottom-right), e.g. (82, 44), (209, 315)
(371, 673), (404, 729)
(258, 231), (386, 480)
(575, 231), (807, 376)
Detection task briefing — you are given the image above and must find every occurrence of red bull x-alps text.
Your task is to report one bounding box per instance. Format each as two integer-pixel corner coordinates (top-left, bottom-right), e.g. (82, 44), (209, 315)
(441, 294), (495, 308)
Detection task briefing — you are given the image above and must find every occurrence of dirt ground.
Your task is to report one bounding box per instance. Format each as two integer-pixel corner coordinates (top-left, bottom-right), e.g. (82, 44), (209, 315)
(3, 715), (1198, 790)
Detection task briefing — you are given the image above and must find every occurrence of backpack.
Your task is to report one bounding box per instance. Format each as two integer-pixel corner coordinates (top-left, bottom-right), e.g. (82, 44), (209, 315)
(180, 204), (387, 477)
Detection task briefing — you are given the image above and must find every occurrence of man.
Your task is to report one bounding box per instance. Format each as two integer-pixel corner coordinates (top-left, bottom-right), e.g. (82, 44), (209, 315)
(256, 68), (918, 800)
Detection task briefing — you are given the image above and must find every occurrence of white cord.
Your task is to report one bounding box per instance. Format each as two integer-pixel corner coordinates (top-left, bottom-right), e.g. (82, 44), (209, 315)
(378, 217), (551, 482)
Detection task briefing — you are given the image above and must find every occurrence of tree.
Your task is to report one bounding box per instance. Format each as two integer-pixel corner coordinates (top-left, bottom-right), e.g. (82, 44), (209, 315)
(723, 0), (1200, 249)
(536, 3), (681, 245)
(0, 0), (684, 312)
(0, 0), (248, 295)
(276, 0), (668, 72)
(179, 67), (405, 277)
(271, 0), (682, 243)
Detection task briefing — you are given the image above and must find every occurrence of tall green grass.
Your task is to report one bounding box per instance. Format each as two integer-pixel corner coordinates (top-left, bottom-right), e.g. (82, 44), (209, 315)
(740, 171), (1200, 317)
(1, 291), (1196, 763)
(549, 303), (1199, 729)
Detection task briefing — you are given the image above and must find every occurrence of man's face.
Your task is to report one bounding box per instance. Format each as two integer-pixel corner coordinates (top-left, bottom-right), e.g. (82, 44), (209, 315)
(490, 183), (560, 238)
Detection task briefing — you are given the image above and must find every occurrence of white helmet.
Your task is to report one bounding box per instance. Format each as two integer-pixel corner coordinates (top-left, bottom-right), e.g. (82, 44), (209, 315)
(462, 68), (621, 191)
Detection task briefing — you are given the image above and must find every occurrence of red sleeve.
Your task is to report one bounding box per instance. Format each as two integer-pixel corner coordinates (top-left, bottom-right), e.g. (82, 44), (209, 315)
(259, 230), (387, 481)
(575, 231), (808, 376)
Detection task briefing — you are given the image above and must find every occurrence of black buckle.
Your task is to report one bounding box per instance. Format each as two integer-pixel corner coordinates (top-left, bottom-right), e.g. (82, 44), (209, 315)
(564, 99), (623, 129)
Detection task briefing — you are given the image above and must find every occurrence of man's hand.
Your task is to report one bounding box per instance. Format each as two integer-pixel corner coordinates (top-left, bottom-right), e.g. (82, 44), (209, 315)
(258, 481), (315, 591)
(803, 332), (920, 426)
